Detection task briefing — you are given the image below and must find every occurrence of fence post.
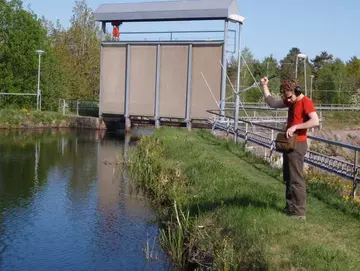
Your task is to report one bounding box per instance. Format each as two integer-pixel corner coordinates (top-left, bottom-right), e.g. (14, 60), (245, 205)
(245, 123), (248, 146)
(63, 99), (66, 116)
(76, 100), (79, 116)
(352, 150), (358, 198)
(269, 129), (275, 159)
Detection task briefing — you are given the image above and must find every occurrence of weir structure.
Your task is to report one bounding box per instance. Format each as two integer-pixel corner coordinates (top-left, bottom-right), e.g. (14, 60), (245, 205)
(94, 0), (243, 131)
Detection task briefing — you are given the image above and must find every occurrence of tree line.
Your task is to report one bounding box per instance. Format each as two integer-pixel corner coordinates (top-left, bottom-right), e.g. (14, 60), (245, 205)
(0, 0), (100, 110)
(1, 0), (359, 110)
(228, 47), (360, 105)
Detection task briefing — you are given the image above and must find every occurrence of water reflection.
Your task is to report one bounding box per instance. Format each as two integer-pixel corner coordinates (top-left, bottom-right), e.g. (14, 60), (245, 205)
(0, 129), (169, 271)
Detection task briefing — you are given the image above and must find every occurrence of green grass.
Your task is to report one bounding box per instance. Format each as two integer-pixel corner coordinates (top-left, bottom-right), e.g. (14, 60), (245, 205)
(126, 127), (360, 270)
(321, 111), (360, 129)
(0, 109), (70, 128)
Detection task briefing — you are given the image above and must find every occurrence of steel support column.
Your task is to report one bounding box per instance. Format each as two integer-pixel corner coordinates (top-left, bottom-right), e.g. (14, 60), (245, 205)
(99, 45), (103, 117)
(220, 20), (228, 119)
(155, 44), (161, 128)
(186, 44), (193, 130)
(234, 22), (242, 143)
(125, 44), (131, 131)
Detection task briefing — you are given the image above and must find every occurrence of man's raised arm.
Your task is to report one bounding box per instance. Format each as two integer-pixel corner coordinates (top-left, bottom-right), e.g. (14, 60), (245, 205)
(260, 76), (287, 109)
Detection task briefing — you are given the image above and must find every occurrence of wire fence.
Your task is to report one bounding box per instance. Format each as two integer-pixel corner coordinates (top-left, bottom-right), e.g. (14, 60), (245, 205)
(59, 99), (99, 117)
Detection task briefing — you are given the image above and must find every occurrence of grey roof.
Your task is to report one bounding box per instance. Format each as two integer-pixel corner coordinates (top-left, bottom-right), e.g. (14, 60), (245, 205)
(94, 0), (240, 22)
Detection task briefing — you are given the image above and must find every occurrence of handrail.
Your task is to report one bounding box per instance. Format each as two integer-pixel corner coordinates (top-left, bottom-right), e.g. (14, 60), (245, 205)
(207, 109), (359, 198)
(224, 102), (360, 111)
(59, 99), (99, 116)
(207, 109), (360, 152)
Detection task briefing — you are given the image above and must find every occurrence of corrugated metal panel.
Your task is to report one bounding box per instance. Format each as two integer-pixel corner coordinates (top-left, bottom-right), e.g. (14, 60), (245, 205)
(94, 0), (240, 22)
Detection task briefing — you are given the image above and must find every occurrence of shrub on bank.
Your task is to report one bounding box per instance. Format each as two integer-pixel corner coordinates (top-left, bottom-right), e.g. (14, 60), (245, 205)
(0, 109), (70, 128)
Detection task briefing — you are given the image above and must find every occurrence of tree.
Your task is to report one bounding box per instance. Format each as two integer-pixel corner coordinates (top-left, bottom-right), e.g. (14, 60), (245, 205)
(346, 56), (360, 88)
(279, 47), (301, 80)
(311, 51), (333, 73)
(65, 0), (101, 98)
(0, 0), (54, 108)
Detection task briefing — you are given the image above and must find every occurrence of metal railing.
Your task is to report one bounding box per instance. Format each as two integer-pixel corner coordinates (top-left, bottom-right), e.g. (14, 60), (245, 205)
(59, 99), (99, 116)
(104, 29), (237, 54)
(207, 109), (360, 198)
(225, 102), (360, 111)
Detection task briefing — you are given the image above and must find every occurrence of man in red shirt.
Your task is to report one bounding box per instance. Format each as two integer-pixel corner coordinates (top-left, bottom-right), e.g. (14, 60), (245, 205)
(260, 77), (319, 220)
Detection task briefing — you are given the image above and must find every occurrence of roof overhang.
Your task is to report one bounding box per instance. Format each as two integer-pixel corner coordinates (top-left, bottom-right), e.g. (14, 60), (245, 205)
(94, 0), (241, 23)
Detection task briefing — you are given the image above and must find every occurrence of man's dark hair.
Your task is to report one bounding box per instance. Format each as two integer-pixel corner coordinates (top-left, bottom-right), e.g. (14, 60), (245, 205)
(280, 79), (297, 93)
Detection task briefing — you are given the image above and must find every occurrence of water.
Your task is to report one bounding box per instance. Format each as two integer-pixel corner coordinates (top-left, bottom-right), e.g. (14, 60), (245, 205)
(0, 129), (169, 271)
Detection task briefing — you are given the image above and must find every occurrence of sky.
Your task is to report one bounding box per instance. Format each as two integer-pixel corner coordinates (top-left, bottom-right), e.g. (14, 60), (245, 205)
(22, 0), (360, 63)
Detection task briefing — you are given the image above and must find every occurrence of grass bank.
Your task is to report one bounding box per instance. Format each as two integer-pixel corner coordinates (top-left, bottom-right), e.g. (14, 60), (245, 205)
(0, 109), (70, 129)
(321, 111), (360, 129)
(126, 127), (360, 270)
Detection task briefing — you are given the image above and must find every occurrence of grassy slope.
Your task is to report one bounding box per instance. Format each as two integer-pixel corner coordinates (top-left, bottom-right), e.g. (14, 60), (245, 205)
(127, 127), (360, 270)
(320, 111), (360, 130)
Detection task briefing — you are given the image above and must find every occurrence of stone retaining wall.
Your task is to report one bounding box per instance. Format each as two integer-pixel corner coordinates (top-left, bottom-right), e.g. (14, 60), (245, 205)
(69, 115), (107, 130)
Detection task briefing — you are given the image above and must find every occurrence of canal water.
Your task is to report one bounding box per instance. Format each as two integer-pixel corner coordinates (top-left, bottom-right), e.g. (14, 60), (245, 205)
(0, 129), (169, 271)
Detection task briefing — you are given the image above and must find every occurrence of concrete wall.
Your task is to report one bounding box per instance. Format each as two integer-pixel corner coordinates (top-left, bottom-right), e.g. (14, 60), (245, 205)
(100, 42), (223, 120)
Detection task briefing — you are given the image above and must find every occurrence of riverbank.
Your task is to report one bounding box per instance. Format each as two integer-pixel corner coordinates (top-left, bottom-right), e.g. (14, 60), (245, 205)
(126, 127), (360, 270)
(0, 109), (106, 130)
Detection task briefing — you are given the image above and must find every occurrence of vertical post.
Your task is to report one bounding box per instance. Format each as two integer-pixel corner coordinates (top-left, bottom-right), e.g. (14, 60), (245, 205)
(221, 20), (228, 119)
(125, 44), (131, 131)
(99, 22), (106, 118)
(76, 100), (79, 116)
(63, 99), (66, 115)
(155, 44), (161, 128)
(352, 150), (358, 198)
(234, 22), (242, 143)
(186, 44), (193, 130)
(101, 22), (106, 41)
(99, 45), (103, 117)
(319, 111), (323, 130)
(304, 59), (307, 96)
(37, 53), (41, 110)
(245, 122), (248, 146)
(295, 56), (299, 79)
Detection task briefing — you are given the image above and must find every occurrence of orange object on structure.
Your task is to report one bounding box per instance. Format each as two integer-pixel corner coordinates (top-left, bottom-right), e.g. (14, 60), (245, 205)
(111, 20), (121, 39)
(112, 26), (120, 38)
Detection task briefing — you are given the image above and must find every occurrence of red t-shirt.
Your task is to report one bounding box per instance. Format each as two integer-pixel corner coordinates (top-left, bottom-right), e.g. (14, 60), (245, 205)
(284, 96), (316, 142)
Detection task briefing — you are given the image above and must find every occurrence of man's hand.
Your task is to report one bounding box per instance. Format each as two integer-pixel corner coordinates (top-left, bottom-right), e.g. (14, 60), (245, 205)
(260, 77), (269, 88)
(286, 125), (297, 138)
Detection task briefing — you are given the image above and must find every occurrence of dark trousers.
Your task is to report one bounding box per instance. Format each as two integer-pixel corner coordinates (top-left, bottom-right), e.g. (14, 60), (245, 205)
(283, 141), (308, 216)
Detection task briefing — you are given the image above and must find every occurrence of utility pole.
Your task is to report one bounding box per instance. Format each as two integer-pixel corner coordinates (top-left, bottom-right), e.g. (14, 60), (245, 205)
(36, 50), (45, 110)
